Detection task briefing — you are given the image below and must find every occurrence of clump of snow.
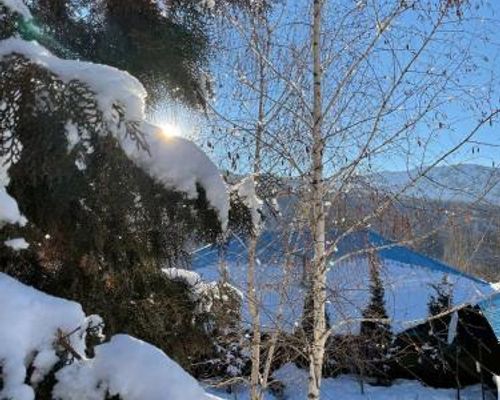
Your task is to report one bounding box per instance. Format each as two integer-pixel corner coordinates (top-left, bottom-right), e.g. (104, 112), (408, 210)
(1, 157), (26, 227)
(163, 267), (241, 313)
(1, 0), (32, 19)
(0, 186), (26, 227)
(0, 38), (147, 124)
(233, 175), (263, 232)
(199, 0), (216, 10)
(4, 236), (29, 250)
(0, 272), (96, 400)
(64, 121), (80, 152)
(53, 334), (215, 400)
(163, 267), (205, 288)
(123, 123), (229, 229)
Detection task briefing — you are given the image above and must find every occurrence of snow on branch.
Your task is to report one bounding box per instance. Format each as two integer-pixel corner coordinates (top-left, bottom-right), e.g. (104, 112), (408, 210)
(233, 175), (263, 233)
(163, 267), (242, 313)
(125, 123), (229, 229)
(0, 0), (31, 19)
(0, 38), (147, 125)
(0, 38), (229, 227)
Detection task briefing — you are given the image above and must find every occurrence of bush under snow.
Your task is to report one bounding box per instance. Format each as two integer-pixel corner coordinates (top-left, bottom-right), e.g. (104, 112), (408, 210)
(0, 272), (96, 400)
(0, 272), (220, 400)
(53, 334), (215, 400)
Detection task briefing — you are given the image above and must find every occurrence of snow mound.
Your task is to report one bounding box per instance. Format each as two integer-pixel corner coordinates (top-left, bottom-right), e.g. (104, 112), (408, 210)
(0, 272), (94, 400)
(0, 273), (221, 400)
(53, 334), (214, 400)
(1, 0), (32, 19)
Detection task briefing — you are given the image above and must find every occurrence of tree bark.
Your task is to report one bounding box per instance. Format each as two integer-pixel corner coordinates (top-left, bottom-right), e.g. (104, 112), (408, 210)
(248, 233), (261, 400)
(248, 32), (266, 399)
(308, 0), (327, 399)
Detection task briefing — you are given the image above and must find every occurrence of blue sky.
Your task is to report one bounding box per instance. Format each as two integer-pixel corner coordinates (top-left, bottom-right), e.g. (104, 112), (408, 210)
(154, 1), (500, 174)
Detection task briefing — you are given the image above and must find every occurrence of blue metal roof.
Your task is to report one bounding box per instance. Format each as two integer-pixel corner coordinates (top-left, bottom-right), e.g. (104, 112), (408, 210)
(193, 229), (488, 285)
(192, 229), (498, 334)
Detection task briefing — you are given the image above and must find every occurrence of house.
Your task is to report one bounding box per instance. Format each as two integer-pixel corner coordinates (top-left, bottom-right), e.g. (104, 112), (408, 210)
(191, 229), (500, 388)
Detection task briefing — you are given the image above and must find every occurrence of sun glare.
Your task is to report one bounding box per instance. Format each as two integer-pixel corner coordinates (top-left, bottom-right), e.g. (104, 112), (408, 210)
(159, 122), (182, 138)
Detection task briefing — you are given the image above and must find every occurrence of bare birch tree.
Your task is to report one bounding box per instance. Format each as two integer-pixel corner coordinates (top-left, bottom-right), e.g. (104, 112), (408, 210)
(206, 0), (500, 398)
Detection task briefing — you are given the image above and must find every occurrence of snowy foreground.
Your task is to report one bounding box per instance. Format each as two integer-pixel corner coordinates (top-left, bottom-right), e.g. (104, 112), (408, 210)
(209, 363), (493, 400)
(2, 271), (492, 400)
(0, 272), (218, 400)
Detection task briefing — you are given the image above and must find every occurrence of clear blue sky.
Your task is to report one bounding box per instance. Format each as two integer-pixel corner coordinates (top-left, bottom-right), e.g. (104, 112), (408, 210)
(155, 1), (500, 174)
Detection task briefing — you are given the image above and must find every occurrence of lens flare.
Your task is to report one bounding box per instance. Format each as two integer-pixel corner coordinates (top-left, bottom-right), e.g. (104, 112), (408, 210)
(158, 122), (182, 138)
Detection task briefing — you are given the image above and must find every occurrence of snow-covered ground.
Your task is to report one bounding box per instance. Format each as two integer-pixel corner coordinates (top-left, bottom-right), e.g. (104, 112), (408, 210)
(208, 363), (494, 400)
(192, 230), (496, 333)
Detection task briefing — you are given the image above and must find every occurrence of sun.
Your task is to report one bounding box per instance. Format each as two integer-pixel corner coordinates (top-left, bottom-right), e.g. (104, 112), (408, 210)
(158, 122), (182, 138)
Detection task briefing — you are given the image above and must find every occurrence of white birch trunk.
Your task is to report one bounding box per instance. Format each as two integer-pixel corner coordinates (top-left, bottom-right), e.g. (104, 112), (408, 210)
(248, 234), (261, 400)
(248, 43), (266, 399)
(308, 0), (327, 398)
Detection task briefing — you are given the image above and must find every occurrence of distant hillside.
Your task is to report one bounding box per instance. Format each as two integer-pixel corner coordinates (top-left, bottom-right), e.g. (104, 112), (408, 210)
(226, 164), (500, 281)
(372, 164), (500, 206)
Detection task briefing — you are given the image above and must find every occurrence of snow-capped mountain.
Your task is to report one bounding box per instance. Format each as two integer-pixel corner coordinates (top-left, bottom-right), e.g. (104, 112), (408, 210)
(372, 164), (500, 206)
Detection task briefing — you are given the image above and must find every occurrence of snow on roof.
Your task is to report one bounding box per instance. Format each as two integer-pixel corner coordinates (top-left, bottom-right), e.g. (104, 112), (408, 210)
(1, 0), (32, 19)
(191, 230), (496, 333)
(478, 293), (500, 342)
(0, 38), (229, 227)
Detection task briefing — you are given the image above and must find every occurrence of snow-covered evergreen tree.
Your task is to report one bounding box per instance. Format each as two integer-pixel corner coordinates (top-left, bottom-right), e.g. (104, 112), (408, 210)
(360, 251), (393, 382)
(0, 0), (238, 381)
